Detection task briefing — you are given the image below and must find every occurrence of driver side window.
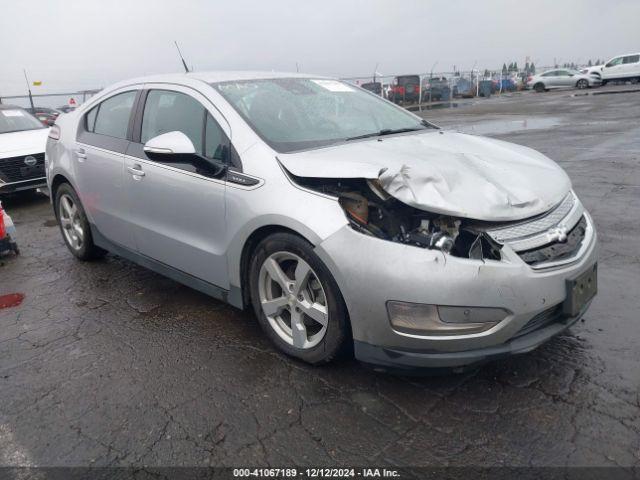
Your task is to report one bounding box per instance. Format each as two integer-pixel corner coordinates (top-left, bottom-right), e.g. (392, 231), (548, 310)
(141, 90), (205, 155)
(606, 57), (623, 67)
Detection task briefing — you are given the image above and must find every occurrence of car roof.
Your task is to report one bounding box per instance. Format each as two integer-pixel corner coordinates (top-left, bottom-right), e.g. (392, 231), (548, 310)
(82, 71), (337, 110)
(116, 71), (328, 86)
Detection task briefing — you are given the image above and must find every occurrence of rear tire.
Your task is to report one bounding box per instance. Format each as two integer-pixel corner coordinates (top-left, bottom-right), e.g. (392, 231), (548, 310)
(534, 83), (546, 93)
(249, 232), (350, 365)
(54, 183), (106, 261)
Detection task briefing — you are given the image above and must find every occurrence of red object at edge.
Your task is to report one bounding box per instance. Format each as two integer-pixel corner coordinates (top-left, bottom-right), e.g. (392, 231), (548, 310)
(0, 293), (25, 309)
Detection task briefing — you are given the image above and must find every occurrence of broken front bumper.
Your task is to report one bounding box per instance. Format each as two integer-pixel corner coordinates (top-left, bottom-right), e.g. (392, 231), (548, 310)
(315, 212), (598, 370)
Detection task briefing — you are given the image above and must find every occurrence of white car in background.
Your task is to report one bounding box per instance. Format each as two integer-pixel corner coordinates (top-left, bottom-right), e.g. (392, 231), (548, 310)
(0, 105), (49, 194)
(598, 53), (640, 84)
(527, 69), (600, 92)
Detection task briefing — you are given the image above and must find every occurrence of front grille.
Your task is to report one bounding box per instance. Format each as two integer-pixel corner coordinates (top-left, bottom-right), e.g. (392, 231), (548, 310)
(515, 304), (564, 338)
(0, 153), (45, 182)
(488, 193), (576, 243)
(517, 216), (587, 267)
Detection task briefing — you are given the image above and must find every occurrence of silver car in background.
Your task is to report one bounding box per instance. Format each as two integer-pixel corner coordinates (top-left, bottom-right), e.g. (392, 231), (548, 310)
(528, 68), (601, 92)
(46, 72), (598, 372)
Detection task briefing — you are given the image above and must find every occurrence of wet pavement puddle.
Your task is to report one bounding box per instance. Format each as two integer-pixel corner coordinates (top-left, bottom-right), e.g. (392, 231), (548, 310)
(451, 116), (562, 135)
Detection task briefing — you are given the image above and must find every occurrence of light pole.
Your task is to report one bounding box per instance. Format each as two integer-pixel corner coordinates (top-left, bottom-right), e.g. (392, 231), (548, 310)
(23, 69), (35, 110)
(429, 61), (438, 103)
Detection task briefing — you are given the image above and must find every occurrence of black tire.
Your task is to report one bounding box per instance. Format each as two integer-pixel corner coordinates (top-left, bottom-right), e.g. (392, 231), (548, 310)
(576, 79), (589, 89)
(534, 83), (546, 93)
(54, 183), (106, 261)
(249, 232), (350, 365)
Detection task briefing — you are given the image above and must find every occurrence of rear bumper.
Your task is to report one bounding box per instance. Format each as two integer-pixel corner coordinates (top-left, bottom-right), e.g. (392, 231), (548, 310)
(354, 305), (587, 373)
(0, 177), (47, 193)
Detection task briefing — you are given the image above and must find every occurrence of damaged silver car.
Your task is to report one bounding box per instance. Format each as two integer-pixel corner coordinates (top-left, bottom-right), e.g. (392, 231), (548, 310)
(46, 72), (598, 371)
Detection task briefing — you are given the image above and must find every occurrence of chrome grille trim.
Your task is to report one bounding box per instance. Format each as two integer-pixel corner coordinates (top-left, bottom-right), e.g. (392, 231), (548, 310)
(529, 212), (595, 270)
(489, 193), (575, 242)
(487, 192), (583, 252)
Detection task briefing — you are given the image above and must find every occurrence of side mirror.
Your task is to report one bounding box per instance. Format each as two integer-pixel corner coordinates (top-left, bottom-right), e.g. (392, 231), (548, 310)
(143, 131), (227, 178)
(143, 131), (196, 158)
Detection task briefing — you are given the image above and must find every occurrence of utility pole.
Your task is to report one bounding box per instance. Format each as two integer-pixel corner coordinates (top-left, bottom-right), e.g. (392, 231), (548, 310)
(23, 69), (35, 110)
(429, 61), (438, 104)
(296, 62), (300, 73)
(174, 41), (190, 73)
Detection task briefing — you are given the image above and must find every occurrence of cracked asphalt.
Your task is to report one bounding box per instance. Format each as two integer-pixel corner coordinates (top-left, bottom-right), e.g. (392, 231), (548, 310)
(0, 87), (639, 471)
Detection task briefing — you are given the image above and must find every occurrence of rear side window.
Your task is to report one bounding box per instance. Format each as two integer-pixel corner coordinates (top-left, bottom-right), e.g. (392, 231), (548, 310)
(90, 91), (136, 139)
(141, 90), (205, 154)
(623, 55), (640, 64)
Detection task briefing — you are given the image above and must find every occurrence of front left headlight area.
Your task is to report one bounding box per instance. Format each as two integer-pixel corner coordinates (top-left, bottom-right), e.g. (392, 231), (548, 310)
(290, 174), (503, 261)
(387, 301), (510, 336)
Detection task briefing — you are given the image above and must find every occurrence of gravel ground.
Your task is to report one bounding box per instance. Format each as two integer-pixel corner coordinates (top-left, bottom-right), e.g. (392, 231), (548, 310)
(0, 86), (638, 473)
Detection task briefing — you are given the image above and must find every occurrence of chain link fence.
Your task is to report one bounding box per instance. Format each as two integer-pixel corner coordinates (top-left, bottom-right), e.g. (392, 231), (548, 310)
(0, 90), (102, 110)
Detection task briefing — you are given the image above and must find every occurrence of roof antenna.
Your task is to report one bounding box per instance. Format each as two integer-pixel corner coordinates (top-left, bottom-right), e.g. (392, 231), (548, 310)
(174, 41), (190, 73)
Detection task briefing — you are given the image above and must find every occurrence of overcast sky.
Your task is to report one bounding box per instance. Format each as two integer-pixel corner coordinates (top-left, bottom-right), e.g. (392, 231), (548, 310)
(1, 0), (638, 96)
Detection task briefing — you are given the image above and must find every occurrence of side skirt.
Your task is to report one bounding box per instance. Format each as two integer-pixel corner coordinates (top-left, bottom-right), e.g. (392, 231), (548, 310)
(90, 223), (242, 308)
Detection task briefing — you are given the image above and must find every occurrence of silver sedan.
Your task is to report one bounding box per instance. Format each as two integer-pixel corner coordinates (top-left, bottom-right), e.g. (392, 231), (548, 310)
(46, 72), (598, 372)
(528, 69), (601, 92)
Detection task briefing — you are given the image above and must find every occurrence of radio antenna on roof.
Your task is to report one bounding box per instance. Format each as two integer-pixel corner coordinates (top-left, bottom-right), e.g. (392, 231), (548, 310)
(174, 41), (190, 73)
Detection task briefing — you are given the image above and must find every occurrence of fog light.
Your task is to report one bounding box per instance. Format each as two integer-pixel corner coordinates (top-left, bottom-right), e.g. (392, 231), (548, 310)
(387, 301), (509, 336)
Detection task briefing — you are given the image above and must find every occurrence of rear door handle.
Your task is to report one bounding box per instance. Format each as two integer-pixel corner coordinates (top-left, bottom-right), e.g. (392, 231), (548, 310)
(127, 165), (145, 177)
(76, 148), (86, 162)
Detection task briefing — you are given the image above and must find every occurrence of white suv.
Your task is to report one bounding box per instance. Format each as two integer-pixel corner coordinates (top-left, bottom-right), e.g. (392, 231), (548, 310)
(599, 53), (640, 84)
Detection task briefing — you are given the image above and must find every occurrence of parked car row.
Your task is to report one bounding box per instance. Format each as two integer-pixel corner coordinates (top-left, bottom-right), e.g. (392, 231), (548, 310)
(25, 106), (61, 126)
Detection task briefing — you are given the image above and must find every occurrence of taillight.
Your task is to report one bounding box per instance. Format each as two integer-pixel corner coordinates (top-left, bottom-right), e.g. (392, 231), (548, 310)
(48, 125), (61, 140)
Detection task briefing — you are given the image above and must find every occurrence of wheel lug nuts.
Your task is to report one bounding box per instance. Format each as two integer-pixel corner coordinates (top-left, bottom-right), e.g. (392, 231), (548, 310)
(297, 295), (303, 301)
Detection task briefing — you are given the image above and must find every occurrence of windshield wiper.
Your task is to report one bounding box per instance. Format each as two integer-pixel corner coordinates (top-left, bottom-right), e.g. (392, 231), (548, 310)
(346, 127), (424, 141)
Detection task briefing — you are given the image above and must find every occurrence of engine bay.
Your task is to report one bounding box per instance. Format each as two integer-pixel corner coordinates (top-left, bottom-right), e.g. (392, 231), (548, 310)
(292, 175), (503, 261)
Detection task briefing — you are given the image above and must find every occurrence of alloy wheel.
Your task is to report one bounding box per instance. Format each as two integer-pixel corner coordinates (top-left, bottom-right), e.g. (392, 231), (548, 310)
(258, 252), (328, 349)
(58, 193), (84, 251)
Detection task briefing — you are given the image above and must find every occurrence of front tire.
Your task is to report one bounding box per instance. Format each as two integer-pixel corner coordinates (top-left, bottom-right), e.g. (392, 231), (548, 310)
(534, 83), (546, 93)
(576, 79), (589, 89)
(249, 232), (350, 364)
(54, 183), (106, 261)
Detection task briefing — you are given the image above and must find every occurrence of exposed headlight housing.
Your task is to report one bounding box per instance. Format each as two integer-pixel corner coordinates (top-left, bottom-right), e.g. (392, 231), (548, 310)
(387, 301), (509, 336)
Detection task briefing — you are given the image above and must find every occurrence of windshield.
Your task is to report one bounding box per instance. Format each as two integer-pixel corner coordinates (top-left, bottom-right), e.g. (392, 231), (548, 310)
(0, 108), (45, 134)
(212, 78), (430, 152)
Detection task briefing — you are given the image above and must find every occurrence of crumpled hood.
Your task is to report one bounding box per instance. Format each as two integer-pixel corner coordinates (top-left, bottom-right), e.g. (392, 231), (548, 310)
(278, 130), (571, 221)
(0, 129), (49, 157)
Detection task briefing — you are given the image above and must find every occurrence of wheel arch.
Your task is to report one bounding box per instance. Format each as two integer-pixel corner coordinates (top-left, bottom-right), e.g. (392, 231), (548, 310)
(50, 173), (72, 199)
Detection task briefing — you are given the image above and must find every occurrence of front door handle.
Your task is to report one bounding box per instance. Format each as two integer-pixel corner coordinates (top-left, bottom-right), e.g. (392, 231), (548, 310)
(76, 148), (86, 162)
(127, 165), (145, 177)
